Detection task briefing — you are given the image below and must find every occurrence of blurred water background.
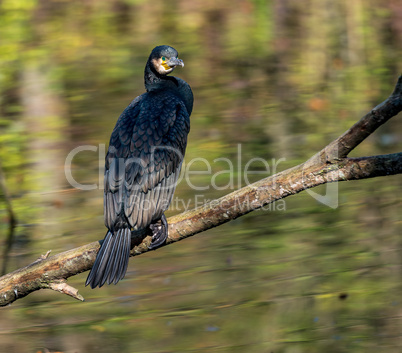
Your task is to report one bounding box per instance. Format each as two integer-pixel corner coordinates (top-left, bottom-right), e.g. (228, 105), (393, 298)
(0, 0), (401, 352)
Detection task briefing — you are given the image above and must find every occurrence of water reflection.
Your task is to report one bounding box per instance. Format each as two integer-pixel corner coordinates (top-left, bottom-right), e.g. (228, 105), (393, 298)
(0, 0), (402, 352)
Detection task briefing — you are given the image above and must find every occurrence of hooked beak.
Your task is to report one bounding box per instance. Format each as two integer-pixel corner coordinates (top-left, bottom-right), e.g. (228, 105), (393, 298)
(167, 57), (184, 68)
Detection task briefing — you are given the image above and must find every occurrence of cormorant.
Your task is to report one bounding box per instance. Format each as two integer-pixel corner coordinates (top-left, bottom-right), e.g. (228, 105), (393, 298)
(86, 45), (193, 288)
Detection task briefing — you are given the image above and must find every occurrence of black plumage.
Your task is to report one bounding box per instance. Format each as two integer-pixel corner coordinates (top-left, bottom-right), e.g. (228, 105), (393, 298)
(86, 45), (193, 288)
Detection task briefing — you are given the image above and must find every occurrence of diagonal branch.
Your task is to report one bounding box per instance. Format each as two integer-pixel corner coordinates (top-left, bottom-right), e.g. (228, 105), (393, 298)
(0, 75), (401, 307)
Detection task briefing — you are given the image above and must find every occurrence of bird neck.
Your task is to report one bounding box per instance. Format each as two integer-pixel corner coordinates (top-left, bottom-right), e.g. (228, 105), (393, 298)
(144, 61), (176, 92)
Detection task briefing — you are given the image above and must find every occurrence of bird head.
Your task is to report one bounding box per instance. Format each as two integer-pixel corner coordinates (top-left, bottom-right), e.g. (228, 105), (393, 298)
(149, 45), (184, 75)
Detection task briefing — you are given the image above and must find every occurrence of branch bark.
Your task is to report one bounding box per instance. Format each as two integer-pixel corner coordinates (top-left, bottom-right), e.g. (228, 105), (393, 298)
(1, 76), (401, 307)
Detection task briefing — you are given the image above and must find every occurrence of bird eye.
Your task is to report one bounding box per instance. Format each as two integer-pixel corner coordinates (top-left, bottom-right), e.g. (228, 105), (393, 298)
(162, 56), (166, 61)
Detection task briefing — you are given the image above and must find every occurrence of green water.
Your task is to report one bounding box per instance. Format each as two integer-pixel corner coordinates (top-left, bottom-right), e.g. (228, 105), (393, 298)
(0, 1), (401, 352)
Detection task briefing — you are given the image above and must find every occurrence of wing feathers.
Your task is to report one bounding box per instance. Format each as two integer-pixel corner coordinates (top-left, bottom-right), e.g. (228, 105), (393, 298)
(104, 92), (190, 231)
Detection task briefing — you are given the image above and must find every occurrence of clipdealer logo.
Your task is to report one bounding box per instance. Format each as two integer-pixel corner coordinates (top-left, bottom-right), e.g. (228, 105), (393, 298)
(64, 144), (339, 211)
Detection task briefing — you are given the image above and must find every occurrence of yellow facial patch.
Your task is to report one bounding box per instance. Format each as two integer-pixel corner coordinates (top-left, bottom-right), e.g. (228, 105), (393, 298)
(152, 57), (174, 75)
(161, 58), (170, 71)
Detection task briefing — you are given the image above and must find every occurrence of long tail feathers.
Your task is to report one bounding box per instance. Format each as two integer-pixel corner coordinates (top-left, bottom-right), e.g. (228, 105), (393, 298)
(85, 228), (131, 288)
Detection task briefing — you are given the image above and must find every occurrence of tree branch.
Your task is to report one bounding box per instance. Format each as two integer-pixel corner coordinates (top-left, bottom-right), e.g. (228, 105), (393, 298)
(309, 75), (402, 163)
(1, 75), (401, 307)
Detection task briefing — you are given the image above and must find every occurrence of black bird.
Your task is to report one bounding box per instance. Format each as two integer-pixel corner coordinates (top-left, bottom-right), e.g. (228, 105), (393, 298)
(86, 45), (193, 288)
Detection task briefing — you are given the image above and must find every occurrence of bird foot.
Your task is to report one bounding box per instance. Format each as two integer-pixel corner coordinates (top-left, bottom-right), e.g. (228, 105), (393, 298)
(149, 214), (168, 250)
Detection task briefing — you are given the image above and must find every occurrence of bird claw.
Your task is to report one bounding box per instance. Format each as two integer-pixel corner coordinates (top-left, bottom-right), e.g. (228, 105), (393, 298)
(149, 214), (168, 250)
